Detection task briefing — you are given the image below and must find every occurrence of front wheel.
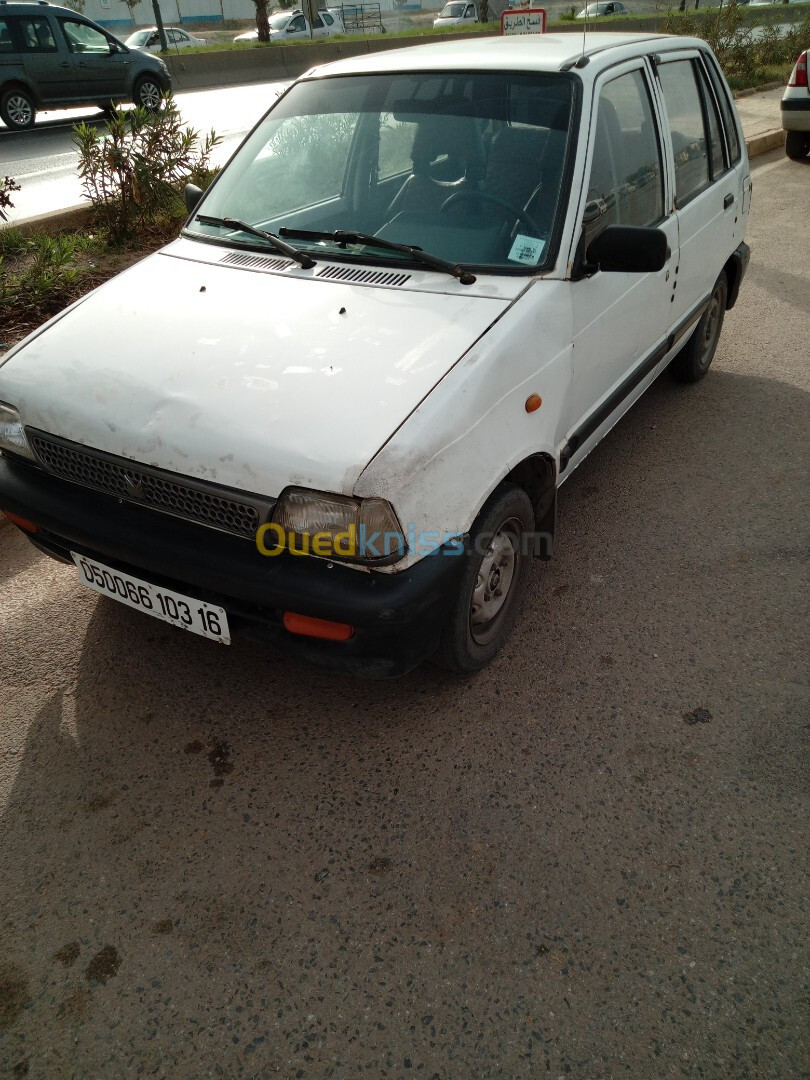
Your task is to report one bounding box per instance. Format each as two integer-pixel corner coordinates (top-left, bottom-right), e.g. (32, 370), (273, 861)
(133, 75), (164, 112)
(669, 271), (727, 383)
(436, 484), (534, 673)
(785, 130), (810, 161)
(0, 87), (36, 131)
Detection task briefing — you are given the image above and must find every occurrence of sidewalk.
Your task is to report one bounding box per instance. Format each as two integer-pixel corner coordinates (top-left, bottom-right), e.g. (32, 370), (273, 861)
(735, 85), (786, 157)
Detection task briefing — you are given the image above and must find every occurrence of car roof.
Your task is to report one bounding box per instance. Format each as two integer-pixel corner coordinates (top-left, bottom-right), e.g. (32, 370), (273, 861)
(308, 32), (698, 80)
(0, 1), (91, 13)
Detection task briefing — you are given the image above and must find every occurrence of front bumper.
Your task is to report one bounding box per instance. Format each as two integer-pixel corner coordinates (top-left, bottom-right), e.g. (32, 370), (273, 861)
(0, 454), (467, 677)
(781, 98), (810, 133)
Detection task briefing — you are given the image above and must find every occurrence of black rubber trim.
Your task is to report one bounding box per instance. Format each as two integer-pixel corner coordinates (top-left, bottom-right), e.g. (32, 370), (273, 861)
(560, 337), (670, 472)
(780, 100), (810, 113)
(0, 454), (467, 677)
(726, 241), (750, 310)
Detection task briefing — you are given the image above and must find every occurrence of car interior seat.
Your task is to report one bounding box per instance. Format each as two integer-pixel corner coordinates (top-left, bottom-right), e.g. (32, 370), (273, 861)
(385, 114), (486, 219)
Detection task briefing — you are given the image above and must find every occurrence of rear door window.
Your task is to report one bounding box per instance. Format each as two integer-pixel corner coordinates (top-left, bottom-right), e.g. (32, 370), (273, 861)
(0, 18), (15, 52)
(702, 54), (741, 166)
(657, 59), (713, 207)
(18, 16), (57, 52)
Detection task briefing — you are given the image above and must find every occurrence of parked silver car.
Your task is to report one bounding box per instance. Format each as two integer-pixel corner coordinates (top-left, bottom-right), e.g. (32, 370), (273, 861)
(0, 1), (170, 130)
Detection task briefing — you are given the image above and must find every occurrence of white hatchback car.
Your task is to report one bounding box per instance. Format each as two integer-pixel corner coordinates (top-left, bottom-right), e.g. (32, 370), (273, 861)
(233, 9), (343, 42)
(433, 2), (478, 28)
(124, 26), (206, 51)
(0, 33), (750, 676)
(781, 47), (809, 159)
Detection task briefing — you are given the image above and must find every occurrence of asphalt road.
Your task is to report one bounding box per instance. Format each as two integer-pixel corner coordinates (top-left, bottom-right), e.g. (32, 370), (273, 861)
(1, 148), (808, 1078)
(0, 81), (287, 223)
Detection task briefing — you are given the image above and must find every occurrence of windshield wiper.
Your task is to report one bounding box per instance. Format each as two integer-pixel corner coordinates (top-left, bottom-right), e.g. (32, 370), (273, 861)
(194, 215), (316, 269)
(279, 228), (476, 285)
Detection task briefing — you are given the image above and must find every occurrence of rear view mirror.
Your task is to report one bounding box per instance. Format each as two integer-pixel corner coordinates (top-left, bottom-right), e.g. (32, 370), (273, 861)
(585, 225), (668, 274)
(184, 184), (203, 214)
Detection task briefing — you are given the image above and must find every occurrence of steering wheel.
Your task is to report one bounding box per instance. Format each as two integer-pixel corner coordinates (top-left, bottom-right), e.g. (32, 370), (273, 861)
(439, 190), (542, 238)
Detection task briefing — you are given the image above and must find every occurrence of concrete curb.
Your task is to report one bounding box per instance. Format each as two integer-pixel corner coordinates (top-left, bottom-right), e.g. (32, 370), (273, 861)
(746, 129), (786, 157)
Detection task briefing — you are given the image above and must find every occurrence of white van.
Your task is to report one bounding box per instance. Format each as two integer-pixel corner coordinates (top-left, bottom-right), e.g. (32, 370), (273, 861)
(0, 33), (750, 676)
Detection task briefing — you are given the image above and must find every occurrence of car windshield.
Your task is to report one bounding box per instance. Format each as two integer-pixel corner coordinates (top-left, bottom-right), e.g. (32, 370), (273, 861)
(439, 4), (467, 15)
(186, 71), (576, 274)
(126, 30), (151, 45)
(269, 11), (295, 29)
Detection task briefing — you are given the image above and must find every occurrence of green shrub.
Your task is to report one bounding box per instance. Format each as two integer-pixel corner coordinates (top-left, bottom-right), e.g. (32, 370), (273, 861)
(559, 5), (578, 21)
(74, 96), (221, 243)
(0, 176), (20, 223)
(0, 231), (95, 338)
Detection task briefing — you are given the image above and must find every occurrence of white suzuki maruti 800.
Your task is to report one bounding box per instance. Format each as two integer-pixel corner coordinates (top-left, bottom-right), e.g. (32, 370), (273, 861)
(0, 33), (750, 676)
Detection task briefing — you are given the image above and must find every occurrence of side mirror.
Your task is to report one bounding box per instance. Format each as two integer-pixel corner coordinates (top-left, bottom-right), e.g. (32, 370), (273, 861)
(184, 183), (203, 214)
(584, 224), (668, 274)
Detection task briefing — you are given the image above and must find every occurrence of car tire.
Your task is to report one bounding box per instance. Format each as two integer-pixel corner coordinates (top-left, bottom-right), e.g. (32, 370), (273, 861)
(435, 483), (534, 673)
(0, 87), (36, 131)
(785, 130), (810, 161)
(133, 75), (164, 112)
(670, 270), (727, 384)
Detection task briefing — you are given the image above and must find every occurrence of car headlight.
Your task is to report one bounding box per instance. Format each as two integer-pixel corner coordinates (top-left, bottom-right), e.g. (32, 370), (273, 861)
(264, 488), (404, 563)
(0, 403), (35, 461)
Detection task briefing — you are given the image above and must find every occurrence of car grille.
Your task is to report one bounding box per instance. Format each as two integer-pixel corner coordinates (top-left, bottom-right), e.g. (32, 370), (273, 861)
(28, 431), (272, 540)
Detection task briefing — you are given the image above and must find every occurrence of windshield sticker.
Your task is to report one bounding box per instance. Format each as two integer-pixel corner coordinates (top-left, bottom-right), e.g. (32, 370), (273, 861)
(508, 235), (546, 266)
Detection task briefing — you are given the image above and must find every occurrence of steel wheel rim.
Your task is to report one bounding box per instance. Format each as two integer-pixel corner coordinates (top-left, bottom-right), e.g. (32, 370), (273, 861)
(139, 82), (161, 108)
(7, 95), (32, 127)
(698, 291), (722, 369)
(469, 516), (523, 646)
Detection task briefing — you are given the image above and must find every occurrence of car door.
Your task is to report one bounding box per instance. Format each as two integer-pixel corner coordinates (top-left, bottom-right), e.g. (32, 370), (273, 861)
(57, 17), (131, 101)
(561, 59), (679, 463)
(653, 51), (748, 335)
(13, 13), (79, 104)
(284, 14), (308, 37)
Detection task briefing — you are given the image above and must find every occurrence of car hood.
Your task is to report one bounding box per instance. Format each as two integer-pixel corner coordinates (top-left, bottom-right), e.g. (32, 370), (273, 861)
(1, 245), (512, 498)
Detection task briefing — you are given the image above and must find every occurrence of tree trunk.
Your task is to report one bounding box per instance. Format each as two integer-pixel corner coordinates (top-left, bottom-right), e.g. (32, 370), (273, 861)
(254, 0), (270, 41)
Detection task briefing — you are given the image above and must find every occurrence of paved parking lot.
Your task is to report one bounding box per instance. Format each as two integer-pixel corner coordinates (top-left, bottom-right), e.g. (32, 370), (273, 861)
(1, 149), (808, 1078)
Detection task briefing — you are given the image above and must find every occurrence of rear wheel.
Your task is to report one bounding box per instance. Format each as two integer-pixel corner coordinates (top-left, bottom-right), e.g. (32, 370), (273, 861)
(133, 75), (164, 112)
(670, 271), (727, 383)
(0, 87), (36, 131)
(436, 484), (534, 673)
(785, 130), (810, 161)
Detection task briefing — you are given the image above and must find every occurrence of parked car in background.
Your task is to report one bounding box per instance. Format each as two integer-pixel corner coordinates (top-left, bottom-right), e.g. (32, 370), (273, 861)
(433, 2), (478, 27)
(124, 27), (207, 51)
(0, 1), (170, 130)
(233, 9), (343, 42)
(0, 33), (751, 676)
(781, 48), (809, 158)
(576, 2), (629, 15)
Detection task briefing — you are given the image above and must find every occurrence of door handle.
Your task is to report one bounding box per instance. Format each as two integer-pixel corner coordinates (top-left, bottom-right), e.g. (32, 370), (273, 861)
(723, 193), (734, 209)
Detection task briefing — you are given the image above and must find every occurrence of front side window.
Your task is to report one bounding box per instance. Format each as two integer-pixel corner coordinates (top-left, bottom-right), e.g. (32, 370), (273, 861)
(186, 71), (576, 273)
(60, 19), (111, 54)
(658, 59), (712, 206)
(583, 67), (664, 247)
(18, 17), (57, 52)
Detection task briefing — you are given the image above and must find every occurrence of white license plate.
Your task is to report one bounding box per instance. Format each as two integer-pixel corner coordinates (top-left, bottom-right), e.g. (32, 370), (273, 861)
(72, 553), (231, 644)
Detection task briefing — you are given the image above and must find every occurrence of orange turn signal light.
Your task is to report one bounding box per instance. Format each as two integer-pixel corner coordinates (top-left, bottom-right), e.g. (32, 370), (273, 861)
(525, 394), (542, 413)
(2, 510), (39, 533)
(283, 612), (354, 642)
